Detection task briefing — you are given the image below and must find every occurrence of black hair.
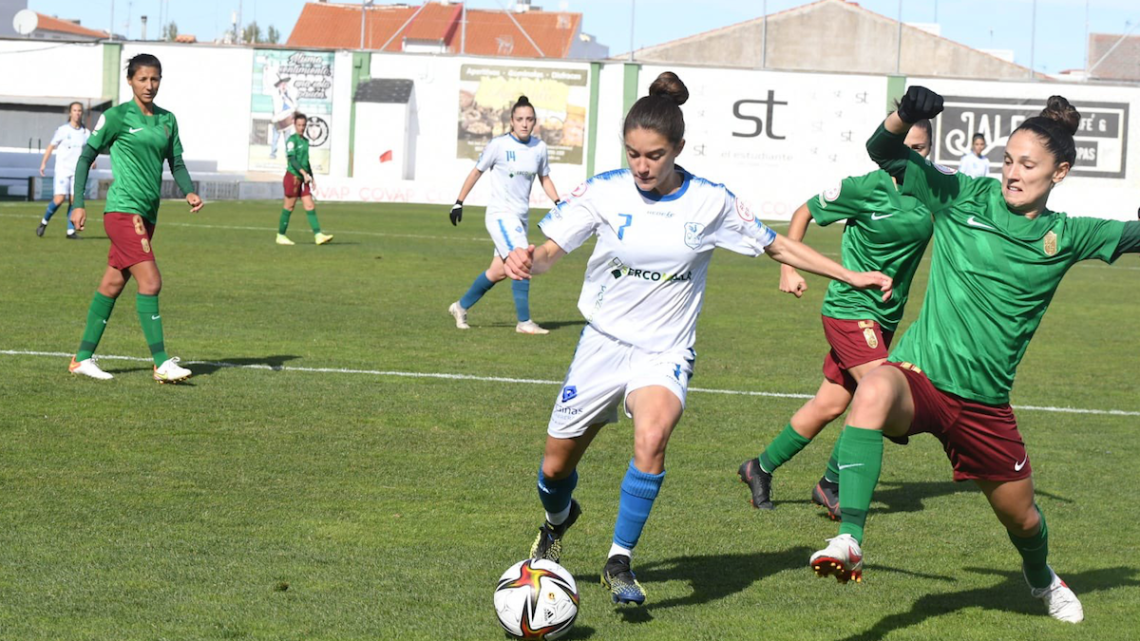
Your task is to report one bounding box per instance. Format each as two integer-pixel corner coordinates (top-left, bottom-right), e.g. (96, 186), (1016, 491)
(510, 95), (534, 118)
(67, 101), (83, 114)
(126, 53), (162, 79)
(1013, 96), (1080, 167)
(972, 132), (986, 143)
(293, 112), (307, 123)
(623, 71), (688, 146)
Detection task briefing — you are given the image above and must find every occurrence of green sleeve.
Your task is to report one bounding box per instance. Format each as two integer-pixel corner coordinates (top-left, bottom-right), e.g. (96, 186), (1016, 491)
(287, 153), (303, 174)
(865, 123), (911, 181)
(71, 145), (99, 209)
(806, 172), (881, 226)
(168, 155), (195, 196)
(868, 123), (973, 214)
(168, 113), (185, 158)
(86, 109), (121, 154)
(286, 136), (303, 174)
(1113, 220), (1140, 260)
(1067, 217), (1126, 263)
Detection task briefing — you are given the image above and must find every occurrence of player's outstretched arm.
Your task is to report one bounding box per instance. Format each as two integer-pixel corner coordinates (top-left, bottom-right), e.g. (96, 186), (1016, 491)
(868, 86), (944, 179)
(765, 234), (892, 302)
(779, 202), (813, 298)
(504, 240), (566, 280)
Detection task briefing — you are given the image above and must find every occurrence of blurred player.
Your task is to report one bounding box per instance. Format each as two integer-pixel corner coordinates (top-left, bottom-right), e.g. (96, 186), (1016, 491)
(447, 96), (560, 335)
(507, 72), (891, 606)
(37, 101), (91, 239)
(958, 132), (990, 178)
(810, 87), (1140, 625)
(276, 112), (332, 246)
(67, 53), (203, 383)
(738, 114), (935, 517)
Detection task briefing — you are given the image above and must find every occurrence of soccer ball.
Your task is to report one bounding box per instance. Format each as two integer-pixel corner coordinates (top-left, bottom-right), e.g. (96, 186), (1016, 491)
(493, 558), (579, 640)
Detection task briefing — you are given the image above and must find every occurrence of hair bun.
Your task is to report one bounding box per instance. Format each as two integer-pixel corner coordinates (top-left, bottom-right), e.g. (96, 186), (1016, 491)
(1041, 96), (1080, 136)
(516, 95), (530, 106)
(648, 71), (689, 106)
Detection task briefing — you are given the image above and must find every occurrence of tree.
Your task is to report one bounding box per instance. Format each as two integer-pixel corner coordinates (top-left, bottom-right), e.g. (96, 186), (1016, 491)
(163, 21), (178, 41)
(266, 25), (280, 45)
(242, 21), (263, 44)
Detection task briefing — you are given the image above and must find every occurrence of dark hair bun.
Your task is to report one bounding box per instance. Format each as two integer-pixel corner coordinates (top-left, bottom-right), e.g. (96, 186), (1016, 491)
(1041, 96), (1080, 136)
(648, 72), (688, 106)
(516, 95), (530, 106)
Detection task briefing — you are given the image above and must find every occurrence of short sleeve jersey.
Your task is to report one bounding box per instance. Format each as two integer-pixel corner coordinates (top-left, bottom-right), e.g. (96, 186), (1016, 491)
(286, 133), (310, 178)
(890, 154), (1125, 405)
(475, 134), (551, 218)
(49, 123), (91, 177)
(807, 170), (933, 331)
(538, 168), (777, 353)
(85, 101), (184, 223)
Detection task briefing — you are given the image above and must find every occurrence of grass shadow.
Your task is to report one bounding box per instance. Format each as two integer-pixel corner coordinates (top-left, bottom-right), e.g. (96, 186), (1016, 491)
(187, 355), (302, 376)
(487, 319), (587, 332)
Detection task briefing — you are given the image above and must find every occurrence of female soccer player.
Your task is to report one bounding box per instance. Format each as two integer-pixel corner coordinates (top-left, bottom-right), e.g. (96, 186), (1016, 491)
(447, 95), (561, 335)
(504, 72), (892, 605)
(276, 112), (332, 246)
(958, 132), (990, 178)
(67, 53), (203, 383)
(738, 116), (935, 517)
(809, 86), (1140, 625)
(37, 101), (91, 239)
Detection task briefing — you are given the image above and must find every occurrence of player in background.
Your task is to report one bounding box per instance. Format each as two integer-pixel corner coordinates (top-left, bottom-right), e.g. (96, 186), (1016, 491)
(958, 133), (990, 178)
(67, 53), (203, 383)
(506, 72), (892, 606)
(447, 96), (561, 335)
(738, 115), (935, 518)
(276, 112), (333, 246)
(37, 101), (91, 239)
(809, 87), (1140, 625)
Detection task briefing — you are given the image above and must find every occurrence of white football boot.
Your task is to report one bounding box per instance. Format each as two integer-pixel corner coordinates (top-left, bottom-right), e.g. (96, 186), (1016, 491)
(810, 533), (864, 584)
(448, 302), (470, 329)
(516, 320), (549, 335)
(154, 357), (192, 384)
(69, 357), (113, 380)
(1028, 566), (1083, 623)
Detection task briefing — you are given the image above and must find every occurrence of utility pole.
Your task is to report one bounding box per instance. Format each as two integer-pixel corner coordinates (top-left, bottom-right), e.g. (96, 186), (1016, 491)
(1029, 0), (1037, 78)
(761, 0), (767, 69)
(629, 0), (635, 62)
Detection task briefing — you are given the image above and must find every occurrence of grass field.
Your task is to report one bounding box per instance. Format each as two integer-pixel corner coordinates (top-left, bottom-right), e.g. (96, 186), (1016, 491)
(0, 200), (1137, 640)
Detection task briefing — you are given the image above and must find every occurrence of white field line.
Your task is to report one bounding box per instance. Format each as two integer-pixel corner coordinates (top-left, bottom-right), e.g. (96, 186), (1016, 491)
(5, 349), (1138, 417)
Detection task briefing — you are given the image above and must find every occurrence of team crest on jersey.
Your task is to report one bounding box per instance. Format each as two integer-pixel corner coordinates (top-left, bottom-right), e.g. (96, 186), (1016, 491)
(571, 182), (588, 198)
(859, 321), (879, 349)
(92, 114), (106, 134)
(1043, 231), (1058, 256)
(561, 386), (578, 402)
(932, 161), (957, 175)
(735, 198), (755, 222)
(684, 222), (705, 249)
(821, 183), (842, 207)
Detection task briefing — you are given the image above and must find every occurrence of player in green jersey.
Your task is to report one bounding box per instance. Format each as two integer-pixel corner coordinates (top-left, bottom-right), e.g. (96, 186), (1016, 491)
(739, 116), (935, 517)
(276, 112), (332, 246)
(809, 87), (1140, 625)
(67, 53), (203, 383)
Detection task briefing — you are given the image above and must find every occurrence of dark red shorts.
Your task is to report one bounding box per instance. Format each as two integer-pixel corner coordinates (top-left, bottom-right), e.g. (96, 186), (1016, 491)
(821, 316), (894, 393)
(105, 212), (156, 270)
(887, 361), (1031, 482)
(283, 172), (311, 198)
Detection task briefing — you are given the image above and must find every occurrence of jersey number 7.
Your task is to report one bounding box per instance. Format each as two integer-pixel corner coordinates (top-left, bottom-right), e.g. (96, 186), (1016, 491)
(617, 214), (633, 240)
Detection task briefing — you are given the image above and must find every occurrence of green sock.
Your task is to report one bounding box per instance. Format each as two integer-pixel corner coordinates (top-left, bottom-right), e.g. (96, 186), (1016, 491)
(76, 292), (116, 361)
(758, 423), (813, 473)
(836, 426), (883, 544)
(136, 294), (169, 366)
(306, 209), (321, 233)
(278, 208), (292, 235)
(823, 428), (844, 484)
(1009, 506), (1052, 589)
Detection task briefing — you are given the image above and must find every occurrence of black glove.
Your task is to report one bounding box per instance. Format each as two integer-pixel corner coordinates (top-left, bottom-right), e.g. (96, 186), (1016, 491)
(449, 200), (463, 226)
(897, 86), (944, 124)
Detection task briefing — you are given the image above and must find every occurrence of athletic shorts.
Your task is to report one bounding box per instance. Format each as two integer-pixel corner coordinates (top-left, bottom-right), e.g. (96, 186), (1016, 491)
(547, 325), (696, 439)
(821, 316), (894, 393)
(887, 361), (1031, 482)
(283, 172), (311, 198)
(485, 213), (529, 260)
(105, 212), (156, 270)
(53, 173), (75, 197)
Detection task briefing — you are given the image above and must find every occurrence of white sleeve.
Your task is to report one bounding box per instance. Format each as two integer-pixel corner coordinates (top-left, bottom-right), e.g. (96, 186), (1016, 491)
(49, 126), (66, 147)
(539, 144), (551, 177)
(713, 190), (777, 257)
(537, 185), (601, 253)
(475, 137), (498, 172)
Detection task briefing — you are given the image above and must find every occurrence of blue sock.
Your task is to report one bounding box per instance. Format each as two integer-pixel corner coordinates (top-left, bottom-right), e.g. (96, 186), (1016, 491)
(459, 272), (495, 309)
(512, 280), (531, 322)
(67, 208), (76, 233)
(537, 462), (577, 519)
(43, 201), (60, 222)
(613, 459), (666, 550)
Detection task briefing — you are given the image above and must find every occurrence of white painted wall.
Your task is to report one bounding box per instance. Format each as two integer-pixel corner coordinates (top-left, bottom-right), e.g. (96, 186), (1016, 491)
(0, 40), (104, 98)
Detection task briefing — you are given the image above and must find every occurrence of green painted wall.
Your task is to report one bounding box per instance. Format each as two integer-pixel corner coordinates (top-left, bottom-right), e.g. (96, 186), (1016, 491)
(585, 62), (602, 178)
(621, 63), (640, 169)
(886, 75), (907, 114)
(102, 42), (122, 105)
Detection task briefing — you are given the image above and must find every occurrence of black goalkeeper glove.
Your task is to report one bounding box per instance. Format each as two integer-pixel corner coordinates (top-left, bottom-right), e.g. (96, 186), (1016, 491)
(449, 200), (463, 226)
(897, 86), (944, 124)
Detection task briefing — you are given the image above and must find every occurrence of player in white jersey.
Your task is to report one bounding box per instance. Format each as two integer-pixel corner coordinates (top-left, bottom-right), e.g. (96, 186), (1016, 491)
(507, 72), (893, 606)
(37, 102), (92, 239)
(447, 96), (562, 335)
(958, 132), (990, 178)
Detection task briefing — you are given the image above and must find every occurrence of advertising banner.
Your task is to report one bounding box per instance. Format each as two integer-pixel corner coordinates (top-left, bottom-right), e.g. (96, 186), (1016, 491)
(249, 50), (335, 174)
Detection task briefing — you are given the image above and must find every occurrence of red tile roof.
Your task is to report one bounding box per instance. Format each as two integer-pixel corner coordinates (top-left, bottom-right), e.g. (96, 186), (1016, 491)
(35, 13), (109, 39)
(287, 2), (581, 58)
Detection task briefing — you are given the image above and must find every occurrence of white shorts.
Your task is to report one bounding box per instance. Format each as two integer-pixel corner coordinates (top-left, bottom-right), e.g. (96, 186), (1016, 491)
(53, 173), (75, 197)
(547, 325), (697, 439)
(485, 213), (529, 259)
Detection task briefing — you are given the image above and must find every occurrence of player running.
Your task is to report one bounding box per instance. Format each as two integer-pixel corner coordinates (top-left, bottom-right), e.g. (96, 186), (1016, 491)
(67, 53), (203, 383)
(37, 101), (91, 239)
(276, 112), (332, 246)
(809, 86), (1140, 625)
(447, 96), (561, 335)
(738, 114), (935, 518)
(506, 72), (892, 606)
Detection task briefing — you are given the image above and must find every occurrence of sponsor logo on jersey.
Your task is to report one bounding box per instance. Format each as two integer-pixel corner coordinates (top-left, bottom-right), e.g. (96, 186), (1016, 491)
(510, 170), (537, 180)
(561, 386), (578, 402)
(735, 198), (755, 222)
(1043, 231), (1058, 256)
(553, 405), (582, 417)
(684, 222), (705, 249)
(614, 266), (693, 283)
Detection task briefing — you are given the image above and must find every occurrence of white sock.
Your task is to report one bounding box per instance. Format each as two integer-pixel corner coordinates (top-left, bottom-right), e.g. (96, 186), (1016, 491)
(546, 504), (571, 526)
(608, 543), (632, 560)
(41, 218), (49, 225)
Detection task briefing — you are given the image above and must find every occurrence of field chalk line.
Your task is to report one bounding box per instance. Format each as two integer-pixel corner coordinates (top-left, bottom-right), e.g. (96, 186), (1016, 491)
(4, 349), (1137, 417)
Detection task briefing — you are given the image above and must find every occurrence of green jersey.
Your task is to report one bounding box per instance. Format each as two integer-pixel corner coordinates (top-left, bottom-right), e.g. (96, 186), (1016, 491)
(807, 170), (933, 331)
(889, 152), (1124, 405)
(286, 133), (310, 178)
(85, 101), (184, 223)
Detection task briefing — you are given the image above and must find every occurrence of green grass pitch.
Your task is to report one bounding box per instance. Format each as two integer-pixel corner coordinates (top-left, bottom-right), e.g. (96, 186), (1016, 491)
(0, 200), (1137, 640)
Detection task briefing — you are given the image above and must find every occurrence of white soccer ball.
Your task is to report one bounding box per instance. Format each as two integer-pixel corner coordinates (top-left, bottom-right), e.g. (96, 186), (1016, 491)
(493, 558), (579, 640)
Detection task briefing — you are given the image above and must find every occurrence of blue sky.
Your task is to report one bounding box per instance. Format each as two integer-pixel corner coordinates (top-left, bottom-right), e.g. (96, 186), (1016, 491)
(26, 0), (1140, 74)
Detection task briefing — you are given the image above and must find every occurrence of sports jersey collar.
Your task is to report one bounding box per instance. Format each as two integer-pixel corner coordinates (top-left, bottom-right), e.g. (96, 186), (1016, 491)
(637, 168), (691, 202)
(992, 193), (1058, 241)
(508, 133), (534, 145)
